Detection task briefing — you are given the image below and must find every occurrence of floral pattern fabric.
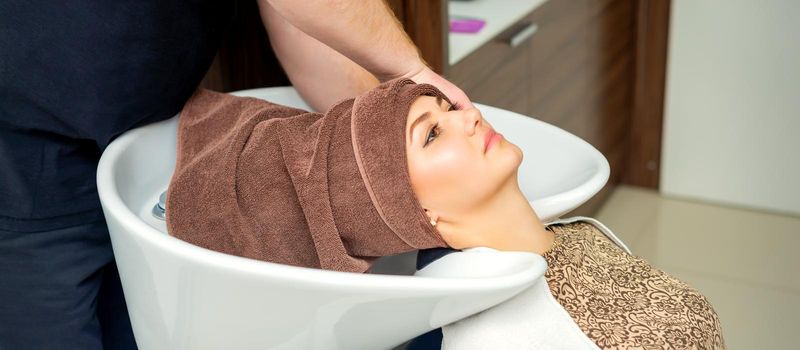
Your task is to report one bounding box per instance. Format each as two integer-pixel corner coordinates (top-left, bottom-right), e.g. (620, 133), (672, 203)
(543, 221), (725, 349)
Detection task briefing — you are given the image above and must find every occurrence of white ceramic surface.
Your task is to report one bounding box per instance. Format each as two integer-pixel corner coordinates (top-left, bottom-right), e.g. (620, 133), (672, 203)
(96, 87), (608, 349)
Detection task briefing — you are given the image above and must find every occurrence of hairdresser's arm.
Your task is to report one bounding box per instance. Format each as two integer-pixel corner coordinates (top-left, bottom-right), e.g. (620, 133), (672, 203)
(259, 2), (379, 111)
(259, 0), (473, 109)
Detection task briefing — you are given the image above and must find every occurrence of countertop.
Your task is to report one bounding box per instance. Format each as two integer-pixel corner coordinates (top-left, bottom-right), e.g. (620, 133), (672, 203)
(448, 0), (548, 66)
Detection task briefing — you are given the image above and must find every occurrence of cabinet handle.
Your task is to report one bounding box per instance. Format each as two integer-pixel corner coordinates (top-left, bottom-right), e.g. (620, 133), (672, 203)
(507, 23), (539, 48)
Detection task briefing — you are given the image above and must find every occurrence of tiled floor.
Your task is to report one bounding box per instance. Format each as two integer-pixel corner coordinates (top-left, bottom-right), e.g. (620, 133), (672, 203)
(595, 185), (800, 350)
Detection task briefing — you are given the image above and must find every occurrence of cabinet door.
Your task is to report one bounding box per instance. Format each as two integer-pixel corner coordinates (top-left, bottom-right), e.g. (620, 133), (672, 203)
(527, 0), (636, 213)
(465, 43), (531, 115)
(448, 18), (538, 116)
(529, 0), (634, 170)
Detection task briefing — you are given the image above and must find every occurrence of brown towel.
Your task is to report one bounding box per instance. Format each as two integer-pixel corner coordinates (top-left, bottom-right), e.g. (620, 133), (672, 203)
(166, 79), (449, 272)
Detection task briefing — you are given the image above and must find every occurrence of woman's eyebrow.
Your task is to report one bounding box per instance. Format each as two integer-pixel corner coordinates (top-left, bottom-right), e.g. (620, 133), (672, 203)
(409, 111), (431, 144)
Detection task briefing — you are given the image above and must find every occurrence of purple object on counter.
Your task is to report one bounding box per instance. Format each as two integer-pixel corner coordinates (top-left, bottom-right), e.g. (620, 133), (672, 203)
(449, 16), (486, 33)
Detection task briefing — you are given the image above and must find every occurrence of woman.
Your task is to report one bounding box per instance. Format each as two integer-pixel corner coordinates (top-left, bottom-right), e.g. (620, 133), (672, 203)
(405, 93), (725, 349)
(167, 79), (724, 349)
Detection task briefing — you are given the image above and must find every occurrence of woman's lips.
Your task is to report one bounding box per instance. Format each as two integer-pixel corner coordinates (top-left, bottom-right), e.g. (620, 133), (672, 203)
(484, 129), (503, 152)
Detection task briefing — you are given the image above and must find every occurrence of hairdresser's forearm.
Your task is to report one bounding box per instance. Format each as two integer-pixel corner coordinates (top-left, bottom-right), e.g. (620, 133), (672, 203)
(259, 2), (379, 111)
(262, 0), (426, 81)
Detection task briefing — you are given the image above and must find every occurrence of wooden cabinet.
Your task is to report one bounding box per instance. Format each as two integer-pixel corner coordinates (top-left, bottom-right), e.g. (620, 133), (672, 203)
(448, 19), (534, 116)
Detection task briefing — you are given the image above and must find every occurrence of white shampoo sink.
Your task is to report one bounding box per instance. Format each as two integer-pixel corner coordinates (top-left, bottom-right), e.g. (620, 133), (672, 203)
(96, 87), (608, 350)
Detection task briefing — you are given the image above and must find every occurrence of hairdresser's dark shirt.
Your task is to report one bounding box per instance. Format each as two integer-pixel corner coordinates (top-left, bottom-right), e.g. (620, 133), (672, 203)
(0, 1), (233, 231)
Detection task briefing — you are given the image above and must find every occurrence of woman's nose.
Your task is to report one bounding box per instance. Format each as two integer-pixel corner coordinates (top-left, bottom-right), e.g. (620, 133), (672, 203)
(461, 108), (482, 135)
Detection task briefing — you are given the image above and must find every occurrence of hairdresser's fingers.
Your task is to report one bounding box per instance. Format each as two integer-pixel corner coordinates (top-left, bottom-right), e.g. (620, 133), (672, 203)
(406, 67), (475, 110)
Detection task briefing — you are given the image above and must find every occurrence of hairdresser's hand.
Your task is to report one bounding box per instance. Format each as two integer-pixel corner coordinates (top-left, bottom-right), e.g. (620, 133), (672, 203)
(264, 0), (472, 109)
(404, 65), (474, 110)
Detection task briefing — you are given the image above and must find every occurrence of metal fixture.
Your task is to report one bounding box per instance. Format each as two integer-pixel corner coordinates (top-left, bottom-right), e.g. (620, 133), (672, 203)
(152, 191), (167, 220)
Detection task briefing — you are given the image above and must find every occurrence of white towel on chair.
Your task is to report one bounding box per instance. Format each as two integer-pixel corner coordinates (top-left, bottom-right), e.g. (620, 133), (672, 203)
(441, 277), (599, 350)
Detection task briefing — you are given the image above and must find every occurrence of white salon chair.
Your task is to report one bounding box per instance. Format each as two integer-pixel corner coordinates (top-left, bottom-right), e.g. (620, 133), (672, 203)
(96, 87), (609, 350)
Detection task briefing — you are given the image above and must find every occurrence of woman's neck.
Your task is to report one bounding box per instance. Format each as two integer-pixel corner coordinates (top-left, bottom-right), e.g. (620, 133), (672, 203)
(444, 177), (554, 255)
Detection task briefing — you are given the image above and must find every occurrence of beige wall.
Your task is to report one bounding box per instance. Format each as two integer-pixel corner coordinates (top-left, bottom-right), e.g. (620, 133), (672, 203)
(661, 0), (800, 215)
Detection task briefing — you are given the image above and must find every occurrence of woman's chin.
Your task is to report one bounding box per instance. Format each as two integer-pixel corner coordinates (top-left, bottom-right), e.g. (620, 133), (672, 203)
(503, 141), (524, 168)
(496, 147), (523, 187)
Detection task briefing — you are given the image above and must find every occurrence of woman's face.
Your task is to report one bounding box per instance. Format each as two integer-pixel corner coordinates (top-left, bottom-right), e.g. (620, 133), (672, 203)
(405, 95), (522, 220)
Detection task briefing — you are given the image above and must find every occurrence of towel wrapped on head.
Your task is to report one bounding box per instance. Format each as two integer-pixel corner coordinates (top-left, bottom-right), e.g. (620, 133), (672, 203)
(166, 79), (450, 272)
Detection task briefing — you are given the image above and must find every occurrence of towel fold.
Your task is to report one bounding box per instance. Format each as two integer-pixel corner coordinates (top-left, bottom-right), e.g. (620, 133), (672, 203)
(166, 79), (450, 272)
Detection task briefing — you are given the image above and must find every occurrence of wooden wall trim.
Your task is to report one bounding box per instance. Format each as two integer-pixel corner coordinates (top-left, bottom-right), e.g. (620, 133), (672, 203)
(200, 0), (289, 92)
(401, 0), (447, 74)
(624, 0), (671, 188)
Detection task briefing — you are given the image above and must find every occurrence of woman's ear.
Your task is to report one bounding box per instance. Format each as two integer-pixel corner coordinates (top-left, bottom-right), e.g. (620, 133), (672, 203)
(423, 209), (439, 227)
(423, 209), (465, 248)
